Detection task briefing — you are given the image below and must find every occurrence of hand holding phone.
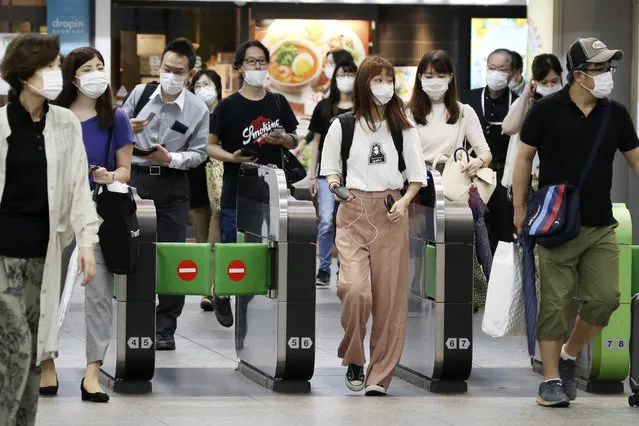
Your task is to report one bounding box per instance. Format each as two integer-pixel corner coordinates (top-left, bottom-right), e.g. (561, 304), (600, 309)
(133, 145), (159, 157)
(145, 112), (156, 123)
(330, 185), (354, 201)
(269, 125), (285, 135)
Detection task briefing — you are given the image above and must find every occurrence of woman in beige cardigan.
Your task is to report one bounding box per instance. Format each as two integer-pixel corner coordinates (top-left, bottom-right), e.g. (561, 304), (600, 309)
(0, 34), (99, 425)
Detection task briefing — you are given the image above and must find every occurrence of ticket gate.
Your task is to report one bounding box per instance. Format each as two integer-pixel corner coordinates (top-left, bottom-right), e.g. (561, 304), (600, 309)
(395, 170), (475, 393)
(100, 191), (157, 394)
(217, 163), (316, 393)
(532, 203), (632, 394)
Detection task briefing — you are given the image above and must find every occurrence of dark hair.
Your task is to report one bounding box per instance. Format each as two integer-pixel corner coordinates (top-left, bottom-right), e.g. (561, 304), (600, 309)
(327, 49), (354, 66)
(408, 49), (460, 126)
(56, 47), (114, 129)
(488, 48), (514, 67)
(353, 56), (412, 133)
(234, 40), (270, 69)
(0, 33), (60, 97)
(510, 50), (524, 71)
(328, 60), (357, 115)
(162, 38), (197, 70)
(532, 53), (563, 83)
(189, 68), (223, 102)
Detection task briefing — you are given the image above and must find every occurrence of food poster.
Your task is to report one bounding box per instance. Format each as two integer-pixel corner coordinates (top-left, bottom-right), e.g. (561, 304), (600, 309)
(395, 66), (418, 103)
(255, 19), (370, 117)
(470, 18), (528, 90)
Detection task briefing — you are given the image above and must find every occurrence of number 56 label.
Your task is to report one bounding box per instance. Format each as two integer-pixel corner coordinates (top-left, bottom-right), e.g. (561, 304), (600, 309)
(605, 338), (626, 350)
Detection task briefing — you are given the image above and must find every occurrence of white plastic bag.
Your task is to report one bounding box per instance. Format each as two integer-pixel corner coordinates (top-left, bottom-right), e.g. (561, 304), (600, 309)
(482, 241), (526, 337)
(58, 245), (84, 333)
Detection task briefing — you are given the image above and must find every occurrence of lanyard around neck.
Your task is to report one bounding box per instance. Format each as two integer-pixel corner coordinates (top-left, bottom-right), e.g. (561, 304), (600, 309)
(481, 87), (512, 126)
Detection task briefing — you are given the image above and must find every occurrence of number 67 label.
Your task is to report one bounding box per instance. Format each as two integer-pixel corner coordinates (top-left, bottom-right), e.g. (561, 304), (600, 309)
(605, 338), (626, 349)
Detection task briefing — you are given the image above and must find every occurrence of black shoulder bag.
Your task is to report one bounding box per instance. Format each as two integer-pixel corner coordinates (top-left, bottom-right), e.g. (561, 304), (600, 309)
(93, 119), (140, 274)
(273, 93), (306, 184)
(524, 102), (612, 248)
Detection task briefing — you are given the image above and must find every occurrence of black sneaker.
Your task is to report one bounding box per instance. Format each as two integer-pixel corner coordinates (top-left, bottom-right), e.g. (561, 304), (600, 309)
(200, 296), (214, 312)
(536, 379), (570, 407)
(345, 364), (365, 392)
(559, 357), (577, 400)
(155, 333), (176, 351)
(214, 296), (234, 328)
(364, 384), (386, 396)
(316, 270), (330, 288)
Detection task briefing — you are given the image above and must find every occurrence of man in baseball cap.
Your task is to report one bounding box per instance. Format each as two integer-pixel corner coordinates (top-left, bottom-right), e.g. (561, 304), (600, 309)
(514, 36), (639, 408)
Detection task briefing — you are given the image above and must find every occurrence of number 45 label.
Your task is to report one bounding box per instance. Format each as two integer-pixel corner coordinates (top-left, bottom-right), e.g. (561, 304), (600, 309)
(605, 338), (626, 350)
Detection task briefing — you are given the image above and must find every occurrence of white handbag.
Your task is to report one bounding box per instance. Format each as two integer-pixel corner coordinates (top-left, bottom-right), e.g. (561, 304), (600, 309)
(438, 147), (497, 204)
(482, 241), (526, 337)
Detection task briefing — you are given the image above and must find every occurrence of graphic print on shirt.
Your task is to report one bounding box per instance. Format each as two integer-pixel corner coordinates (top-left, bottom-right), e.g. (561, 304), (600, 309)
(242, 116), (281, 146)
(369, 142), (386, 165)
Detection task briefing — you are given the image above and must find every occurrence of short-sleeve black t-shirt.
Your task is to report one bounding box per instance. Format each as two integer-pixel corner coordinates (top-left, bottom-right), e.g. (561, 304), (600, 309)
(211, 91), (298, 209)
(520, 86), (639, 226)
(308, 99), (351, 177)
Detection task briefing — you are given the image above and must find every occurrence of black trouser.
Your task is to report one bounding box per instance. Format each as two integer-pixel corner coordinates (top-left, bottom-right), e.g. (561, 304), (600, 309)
(485, 167), (515, 254)
(130, 166), (190, 336)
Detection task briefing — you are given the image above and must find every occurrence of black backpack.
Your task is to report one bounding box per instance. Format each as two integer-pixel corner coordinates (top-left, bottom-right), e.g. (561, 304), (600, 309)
(336, 111), (406, 185)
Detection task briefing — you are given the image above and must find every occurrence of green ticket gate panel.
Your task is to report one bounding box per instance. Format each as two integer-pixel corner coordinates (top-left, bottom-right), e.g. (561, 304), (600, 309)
(213, 243), (270, 296)
(156, 243), (211, 296)
(632, 246), (639, 296)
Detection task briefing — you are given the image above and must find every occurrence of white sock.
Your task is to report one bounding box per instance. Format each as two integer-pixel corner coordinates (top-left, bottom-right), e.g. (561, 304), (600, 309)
(561, 344), (577, 361)
(544, 377), (561, 383)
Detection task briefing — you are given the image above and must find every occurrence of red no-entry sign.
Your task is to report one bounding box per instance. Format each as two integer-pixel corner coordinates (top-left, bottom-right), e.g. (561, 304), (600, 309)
(177, 260), (198, 281)
(228, 260), (246, 282)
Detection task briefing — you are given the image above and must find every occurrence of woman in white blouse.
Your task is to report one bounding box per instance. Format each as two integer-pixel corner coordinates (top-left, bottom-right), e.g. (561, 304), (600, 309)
(408, 49), (492, 173)
(321, 56), (426, 397)
(408, 49), (492, 310)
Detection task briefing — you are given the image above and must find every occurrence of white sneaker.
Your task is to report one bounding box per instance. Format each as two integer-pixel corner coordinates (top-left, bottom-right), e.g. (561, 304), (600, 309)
(364, 384), (386, 396)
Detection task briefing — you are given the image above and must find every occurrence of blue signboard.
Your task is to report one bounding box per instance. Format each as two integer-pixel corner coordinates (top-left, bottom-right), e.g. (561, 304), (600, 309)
(47, 0), (91, 54)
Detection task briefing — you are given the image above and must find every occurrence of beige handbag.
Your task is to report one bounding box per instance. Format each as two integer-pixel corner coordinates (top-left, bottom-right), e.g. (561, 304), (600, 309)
(433, 104), (497, 203)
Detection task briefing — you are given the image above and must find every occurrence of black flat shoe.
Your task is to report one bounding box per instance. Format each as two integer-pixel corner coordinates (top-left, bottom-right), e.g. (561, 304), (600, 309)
(81, 378), (110, 403)
(39, 375), (59, 396)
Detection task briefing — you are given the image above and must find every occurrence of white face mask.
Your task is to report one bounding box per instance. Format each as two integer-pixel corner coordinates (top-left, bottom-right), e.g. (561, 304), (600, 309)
(535, 83), (562, 97)
(486, 70), (510, 92)
(370, 83), (395, 106)
(324, 65), (335, 80)
(28, 69), (63, 101)
(336, 76), (355, 94)
(508, 77), (523, 91)
(160, 72), (187, 96)
(243, 68), (268, 88)
(421, 77), (449, 101)
(195, 86), (217, 106)
(580, 71), (614, 99)
(76, 70), (109, 99)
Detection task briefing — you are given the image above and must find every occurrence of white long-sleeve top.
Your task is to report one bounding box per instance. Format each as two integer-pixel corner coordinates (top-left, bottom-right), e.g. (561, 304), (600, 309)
(416, 102), (491, 164)
(320, 118), (427, 190)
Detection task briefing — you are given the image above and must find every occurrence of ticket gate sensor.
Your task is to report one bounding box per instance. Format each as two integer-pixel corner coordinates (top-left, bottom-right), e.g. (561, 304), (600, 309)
(100, 191), (157, 394)
(532, 203), (632, 394)
(230, 163), (317, 393)
(395, 170), (474, 393)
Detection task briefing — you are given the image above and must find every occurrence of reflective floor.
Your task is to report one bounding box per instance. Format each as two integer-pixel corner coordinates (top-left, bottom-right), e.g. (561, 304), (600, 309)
(37, 263), (636, 425)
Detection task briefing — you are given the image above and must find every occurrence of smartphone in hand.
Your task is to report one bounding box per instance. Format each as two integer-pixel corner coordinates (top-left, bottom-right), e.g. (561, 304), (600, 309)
(240, 145), (259, 158)
(133, 145), (159, 157)
(384, 194), (395, 213)
(331, 185), (354, 201)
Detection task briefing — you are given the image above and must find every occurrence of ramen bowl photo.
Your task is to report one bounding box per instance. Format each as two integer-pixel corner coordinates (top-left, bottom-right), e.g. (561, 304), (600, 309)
(267, 39), (322, 93)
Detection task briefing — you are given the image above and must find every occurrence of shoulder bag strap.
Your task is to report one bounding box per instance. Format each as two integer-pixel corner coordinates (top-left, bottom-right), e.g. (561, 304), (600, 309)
(132, 83), (159, 118)
(577, 102), (612, 189)
(338, 112), (355, 186)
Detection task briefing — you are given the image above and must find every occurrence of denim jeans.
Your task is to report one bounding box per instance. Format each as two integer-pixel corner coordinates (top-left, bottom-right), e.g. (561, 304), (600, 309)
(220, 208), (237, 244)
(316, 177), (337, 273)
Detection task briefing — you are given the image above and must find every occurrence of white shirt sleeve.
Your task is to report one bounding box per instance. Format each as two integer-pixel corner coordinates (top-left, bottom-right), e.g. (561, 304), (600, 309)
(463, 104), (491, 157)
(319, 119), (343, 178)
(402, 126), (427, 185)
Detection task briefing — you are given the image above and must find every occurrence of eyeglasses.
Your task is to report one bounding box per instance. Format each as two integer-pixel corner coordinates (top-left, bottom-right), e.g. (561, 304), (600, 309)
(244, 58), (268, 66)
(336, 73), (356, 78)
(585, 65), (617, 74)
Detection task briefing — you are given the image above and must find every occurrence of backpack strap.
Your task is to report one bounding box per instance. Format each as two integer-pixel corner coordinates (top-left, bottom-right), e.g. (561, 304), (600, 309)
(132, 82), (159, 118)
(337, 112), (356, 186)
(390, 126), (406, 173)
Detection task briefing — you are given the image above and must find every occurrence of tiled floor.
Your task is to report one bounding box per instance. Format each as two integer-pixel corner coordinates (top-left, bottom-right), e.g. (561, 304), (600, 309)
(36, 267), (637, 425)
